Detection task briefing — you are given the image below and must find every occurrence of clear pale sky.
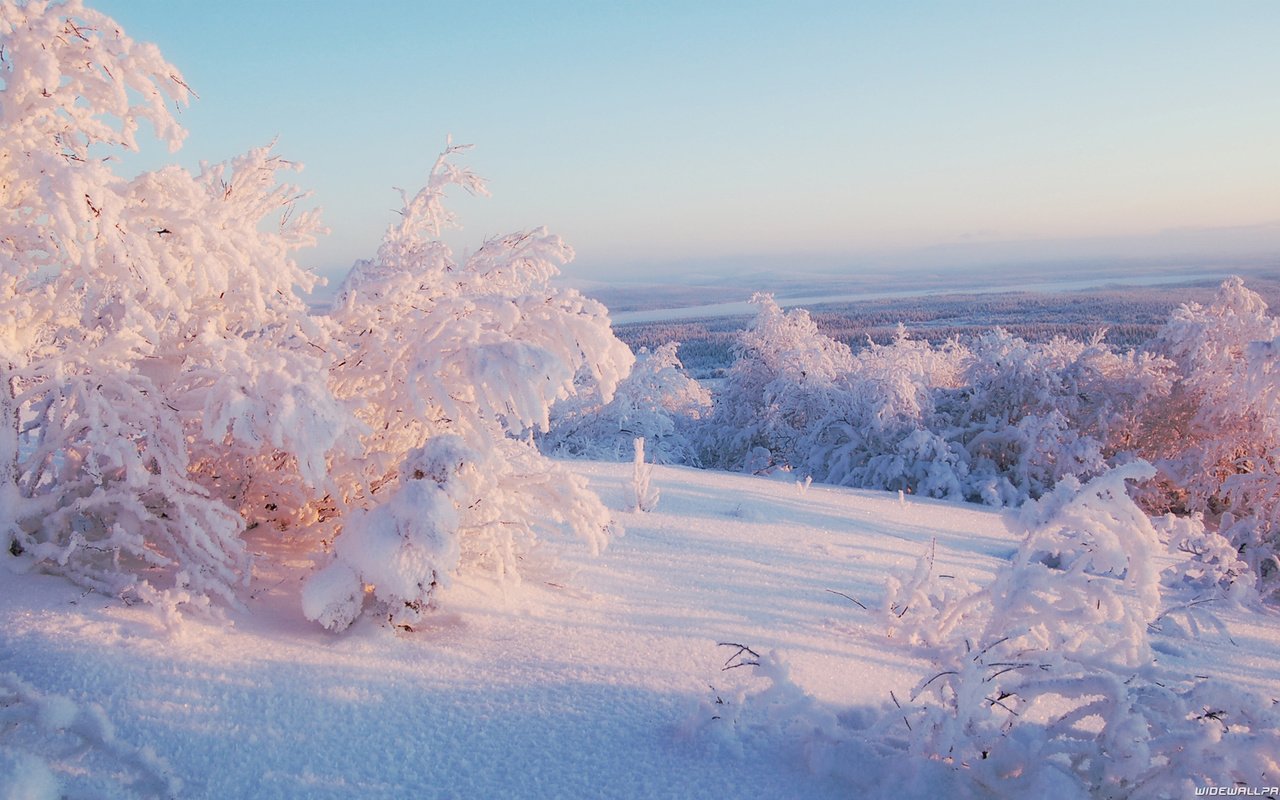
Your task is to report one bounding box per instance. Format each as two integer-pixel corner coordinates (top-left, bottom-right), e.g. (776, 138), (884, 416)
(91, 0), (1280, 284)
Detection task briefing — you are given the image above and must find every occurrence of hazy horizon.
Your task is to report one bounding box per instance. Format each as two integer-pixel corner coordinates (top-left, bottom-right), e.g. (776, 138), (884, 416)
(92, 1), (1280, 285)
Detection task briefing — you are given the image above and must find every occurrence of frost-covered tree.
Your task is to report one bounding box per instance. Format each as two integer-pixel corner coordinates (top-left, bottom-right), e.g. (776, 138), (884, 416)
(1143, 277), (1280, 511)
(2, 3), (629, 630)
(541, 341), (710, 464)
(305, 143), (635, 630)
(699, 294), (856, 473)
(1141, 277), (1280, 594)
(820, 327), (968, 498)
(699, 297), (1167, 508)
(0, 0), (350, 610)
(940, 329), (1171, 506)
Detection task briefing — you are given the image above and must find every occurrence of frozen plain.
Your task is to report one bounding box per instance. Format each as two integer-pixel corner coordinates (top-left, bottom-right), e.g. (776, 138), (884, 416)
(2, 462), (1278, 798)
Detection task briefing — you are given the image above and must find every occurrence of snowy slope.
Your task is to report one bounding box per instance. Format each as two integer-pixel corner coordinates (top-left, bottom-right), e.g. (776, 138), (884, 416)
(2, 463), (1277, 799)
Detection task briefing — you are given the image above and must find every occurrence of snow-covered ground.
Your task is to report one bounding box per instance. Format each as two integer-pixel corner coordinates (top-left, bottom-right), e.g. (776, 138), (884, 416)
(605, 271), (1232, 325)
(2, 462), (1277, 798)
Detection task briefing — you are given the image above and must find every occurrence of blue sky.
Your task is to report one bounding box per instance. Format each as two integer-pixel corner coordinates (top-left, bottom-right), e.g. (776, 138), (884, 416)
(92, 1), (1280, 284)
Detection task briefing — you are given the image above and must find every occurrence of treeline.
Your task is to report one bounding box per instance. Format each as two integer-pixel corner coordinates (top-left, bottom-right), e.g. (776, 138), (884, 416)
(613, 280), (1280, 376)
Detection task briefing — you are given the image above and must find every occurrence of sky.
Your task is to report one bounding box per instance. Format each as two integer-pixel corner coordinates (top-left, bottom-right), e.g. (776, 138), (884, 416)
(89, 0), (1280, 285)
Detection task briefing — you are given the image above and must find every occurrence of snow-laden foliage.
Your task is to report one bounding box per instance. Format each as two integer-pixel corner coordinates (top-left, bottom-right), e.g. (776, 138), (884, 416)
(306, 143), (635, 630)
(698, 464), (1280, 797)
(1, 4), (633, 629)
(0, 0), (349, 609)
(879, 464), (1279, 795)
(0, 672), (181, 799)
(303, 438), (467, 632)
(1141, 277), (1280, 598)
(940, 329), (1172, 507)
(695, 278), (1280, 596)
(699, 295), (1171, 509)
(1142, 277), (1280, 511)
(541, 341), (710, 464)
(698, 294), (857, 475)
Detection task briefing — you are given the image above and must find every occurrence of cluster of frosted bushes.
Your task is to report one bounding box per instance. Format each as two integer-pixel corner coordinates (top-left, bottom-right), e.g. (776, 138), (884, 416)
(672, 284), (1280, 597)
(549, 277), (1280, 598)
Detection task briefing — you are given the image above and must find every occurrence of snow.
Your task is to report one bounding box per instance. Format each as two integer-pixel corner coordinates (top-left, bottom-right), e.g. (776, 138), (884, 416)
(3, 462), (1278, 798)
(608, 272), (1233, 325)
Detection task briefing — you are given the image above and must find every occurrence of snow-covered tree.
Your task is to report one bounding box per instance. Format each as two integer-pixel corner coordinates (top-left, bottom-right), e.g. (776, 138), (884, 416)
(699, 294), (856, 473)
(1143, 277), (1279, 510)
(1, 0), (350, 611)
(821, 327), (968, 498)
(699, 298), (1166, 508)
(2, 3), (631, 629)
(1141, 277), (1280, 595)
(305, 143), (635, 630)
(940, 329), (1171, 506)
(541, 341), (710, 464)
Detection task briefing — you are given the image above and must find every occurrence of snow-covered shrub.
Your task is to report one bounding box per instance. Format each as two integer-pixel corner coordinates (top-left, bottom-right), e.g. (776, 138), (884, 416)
(699, 294), (855, 473)
(1139, 277), (1280, 598)
(882, 539), (981, 649)
(541, 341), (710, 464)
(0, 672), (181, 798)
(1142, 277), (1279, 511)
(879, 462), (1280, 795)
(1156, 512), (1254, 605)
(302, 437), (472, 631)
(0, 0), (350, 608)
(1, 4), (632, 628)
(699, 463), (1280, 796)
(939, 329), (1172, 507)
(629, 437), (659, 512)
(698, 299), (960, 490)
(700, 298), (1166, 508)
(307, 143), (634, 630)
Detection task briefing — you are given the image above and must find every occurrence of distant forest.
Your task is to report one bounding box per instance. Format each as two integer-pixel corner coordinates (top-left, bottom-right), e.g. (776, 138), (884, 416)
(610, 278), (1280, 378)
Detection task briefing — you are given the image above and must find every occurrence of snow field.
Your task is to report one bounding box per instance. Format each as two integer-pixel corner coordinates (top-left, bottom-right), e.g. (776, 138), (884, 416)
(2, 462), (1278, 798)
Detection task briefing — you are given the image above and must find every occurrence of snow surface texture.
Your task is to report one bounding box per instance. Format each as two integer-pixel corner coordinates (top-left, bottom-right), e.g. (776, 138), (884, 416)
(3, 463), (1278, 798)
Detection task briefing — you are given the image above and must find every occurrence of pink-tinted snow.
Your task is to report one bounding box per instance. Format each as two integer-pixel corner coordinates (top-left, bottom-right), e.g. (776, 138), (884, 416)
(2, 463), (1277, 798)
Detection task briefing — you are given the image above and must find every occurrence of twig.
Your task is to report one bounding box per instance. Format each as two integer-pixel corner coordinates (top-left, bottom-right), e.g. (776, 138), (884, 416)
(987, 690), (1019, 715)
(890, 690), (911, 732)
(717, 642), (761, 670)
(972, 636), (1010, 662)
(913, 670), (959, 700)
(825, 589), (867, 609)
